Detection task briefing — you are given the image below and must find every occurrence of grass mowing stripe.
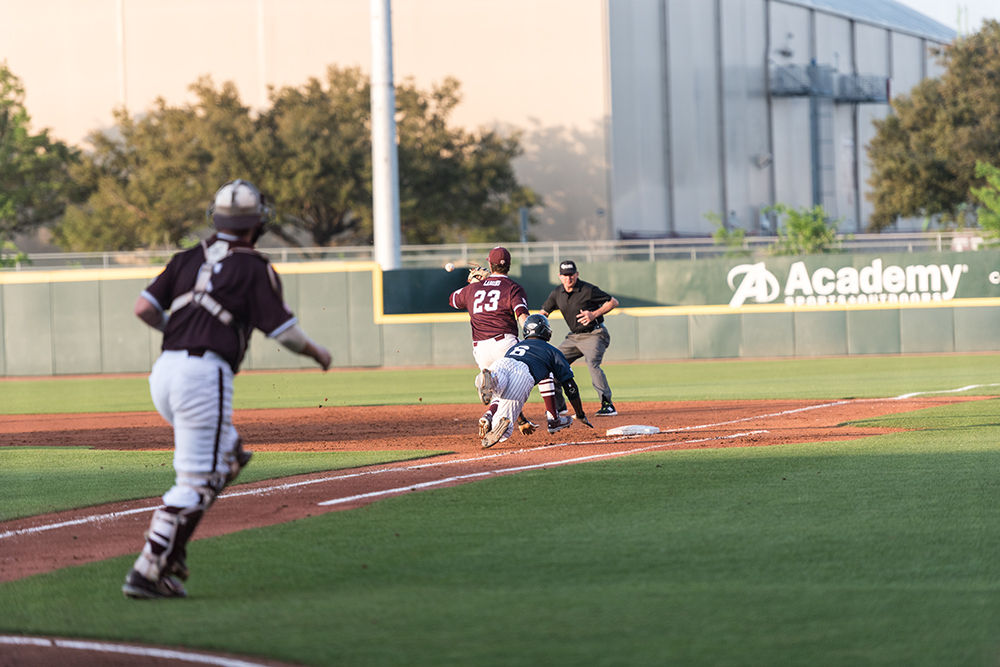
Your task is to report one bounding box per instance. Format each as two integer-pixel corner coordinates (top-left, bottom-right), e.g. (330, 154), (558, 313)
(0, 448), (442, 520)
(2, 428), (998, 666)
(4, 355), (1000, 414)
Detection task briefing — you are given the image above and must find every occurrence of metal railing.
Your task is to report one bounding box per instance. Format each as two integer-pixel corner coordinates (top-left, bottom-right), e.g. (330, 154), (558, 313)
(0, 232), (987, 271)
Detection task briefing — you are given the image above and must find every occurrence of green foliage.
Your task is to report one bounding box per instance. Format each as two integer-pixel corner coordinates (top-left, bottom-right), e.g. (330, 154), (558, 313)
(971, 160), (1000, 240)
(765, 203), (839, 255)
(0, 63), (80, 243)
(57, 66), (537, 250)
(0, 239), (29, 267)
(867, 20), (1000, 230)
(55, 83), (253, 251)
(706, 211), (749, 257)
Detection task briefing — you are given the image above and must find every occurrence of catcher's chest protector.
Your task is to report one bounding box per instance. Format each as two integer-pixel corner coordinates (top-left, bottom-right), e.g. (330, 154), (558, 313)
(169, 240), (237, 326)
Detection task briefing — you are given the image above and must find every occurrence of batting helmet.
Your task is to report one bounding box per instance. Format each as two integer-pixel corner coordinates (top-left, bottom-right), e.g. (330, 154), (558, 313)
(523, 313), (552, 341)
(208, 179), (272, 231)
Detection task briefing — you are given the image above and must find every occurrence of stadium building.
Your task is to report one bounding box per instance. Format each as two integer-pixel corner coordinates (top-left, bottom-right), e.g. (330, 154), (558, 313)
(0, 0), (953, 241)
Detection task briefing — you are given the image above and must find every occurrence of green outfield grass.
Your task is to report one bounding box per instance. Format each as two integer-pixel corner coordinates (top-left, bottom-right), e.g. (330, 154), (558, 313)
(0, 449), (441, 521)
(3, 355), (1000, 414)
(2, 356), (1000, 666)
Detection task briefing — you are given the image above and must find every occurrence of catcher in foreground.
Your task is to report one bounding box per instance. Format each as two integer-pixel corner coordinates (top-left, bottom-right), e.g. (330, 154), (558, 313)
(123, 179), (331, 600)
(478, 313), (593, 448)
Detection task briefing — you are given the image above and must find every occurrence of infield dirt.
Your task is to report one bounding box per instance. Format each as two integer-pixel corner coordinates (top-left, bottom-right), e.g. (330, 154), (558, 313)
(0, 396), (978, 583)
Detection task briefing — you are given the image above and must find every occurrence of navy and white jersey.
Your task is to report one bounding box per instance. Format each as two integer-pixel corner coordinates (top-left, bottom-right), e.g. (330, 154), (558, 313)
(503, 338), (574, 385)
(142, 234), (296, 372)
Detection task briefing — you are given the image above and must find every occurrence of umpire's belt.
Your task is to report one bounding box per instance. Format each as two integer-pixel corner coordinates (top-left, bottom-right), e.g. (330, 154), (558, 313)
(573, 323), (605, 334)
(473, 333), (506, 346)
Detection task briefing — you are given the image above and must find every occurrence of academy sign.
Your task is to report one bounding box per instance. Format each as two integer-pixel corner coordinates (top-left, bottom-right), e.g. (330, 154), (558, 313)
(727, 259), (968, 307)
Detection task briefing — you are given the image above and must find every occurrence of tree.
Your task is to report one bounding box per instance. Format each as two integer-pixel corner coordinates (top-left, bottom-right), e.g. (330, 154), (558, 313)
(393, 76), (538, 244)
(705, 211), (749, 257)
(0, 63), (79, 243)
(867, 20), (1000, 230)
(766, 204), (840, 255)
(254, 67), (374, 246)
(59, 66), (537, 250)
(258, 67), (538, 246)
(971, 161), (1000, 241)
(56, 80), (255, 251)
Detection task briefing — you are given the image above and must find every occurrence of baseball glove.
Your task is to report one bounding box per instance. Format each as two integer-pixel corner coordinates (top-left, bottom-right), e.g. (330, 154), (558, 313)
(517, 415), (538, 435)
(467, 265), (489, 283)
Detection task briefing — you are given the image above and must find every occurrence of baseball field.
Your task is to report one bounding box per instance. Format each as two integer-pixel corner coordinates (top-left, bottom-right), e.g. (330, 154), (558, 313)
(2, 355), (1000, 666)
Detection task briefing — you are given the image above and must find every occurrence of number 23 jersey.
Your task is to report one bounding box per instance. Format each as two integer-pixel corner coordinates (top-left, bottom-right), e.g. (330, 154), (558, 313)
(449, 275), (529, 342)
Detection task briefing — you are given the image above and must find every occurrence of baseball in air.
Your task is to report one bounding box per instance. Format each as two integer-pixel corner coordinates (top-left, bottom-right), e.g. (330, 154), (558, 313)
(445, 262), (455, 272)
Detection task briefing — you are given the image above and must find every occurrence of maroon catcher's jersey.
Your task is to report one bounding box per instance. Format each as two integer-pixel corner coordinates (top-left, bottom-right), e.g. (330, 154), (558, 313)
(142, 235), (296, 372)
(449, 274), (530, 341)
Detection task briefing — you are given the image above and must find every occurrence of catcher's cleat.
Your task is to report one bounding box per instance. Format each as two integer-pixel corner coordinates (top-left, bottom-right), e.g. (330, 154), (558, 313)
(478, 370), (496, 405)
(547, 415), (573, 434)
(224, 441), (253, 484)
(481, 417), (510, 449)
(122, 569), (187, 600)
(166, 557), (189, 582)
(478, 414), (492, 439)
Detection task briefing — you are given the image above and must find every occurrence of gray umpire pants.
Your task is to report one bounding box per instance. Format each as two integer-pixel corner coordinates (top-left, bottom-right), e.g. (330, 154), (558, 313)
(554, 325), (613, 409)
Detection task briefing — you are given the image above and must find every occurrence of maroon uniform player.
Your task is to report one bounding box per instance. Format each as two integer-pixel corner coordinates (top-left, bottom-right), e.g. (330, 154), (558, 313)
(122, 179), (330, 599)
(448, 246), (566, 439)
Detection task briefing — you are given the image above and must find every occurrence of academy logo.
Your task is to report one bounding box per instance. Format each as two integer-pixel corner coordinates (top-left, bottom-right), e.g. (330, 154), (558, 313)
(727, 263), (780, 307)
(727, 259), (968, 307)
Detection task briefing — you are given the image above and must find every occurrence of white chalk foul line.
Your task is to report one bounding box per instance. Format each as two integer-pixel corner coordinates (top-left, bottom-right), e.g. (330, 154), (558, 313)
(317, 430), (768, 507)
(7, 383), (991, 541)
(663, 400), (851, 432)
(0, 635), (268, 667)
(0, 447), (542, 540)
(893, 383), (1000, 400)
(0, 505), (159, 540)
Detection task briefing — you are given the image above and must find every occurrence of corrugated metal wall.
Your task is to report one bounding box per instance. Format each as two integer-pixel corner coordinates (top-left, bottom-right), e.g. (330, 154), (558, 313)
(607, 0), (951, 238)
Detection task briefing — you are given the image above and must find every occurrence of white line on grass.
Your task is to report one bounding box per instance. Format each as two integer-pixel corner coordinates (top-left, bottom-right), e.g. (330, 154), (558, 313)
(0, 505), (159, 540)
(893, 383), (1000, 400)
(317, 430), (768, 506)
(6, 382), (991, 541)
(0, 635), (268, 667)
(662, 400), (850, 432)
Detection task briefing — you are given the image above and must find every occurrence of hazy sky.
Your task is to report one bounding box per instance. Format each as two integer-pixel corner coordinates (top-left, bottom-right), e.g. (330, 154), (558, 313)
(895, 0), (998, 33)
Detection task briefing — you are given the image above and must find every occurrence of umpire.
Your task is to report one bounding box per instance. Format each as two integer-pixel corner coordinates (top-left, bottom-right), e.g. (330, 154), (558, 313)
(540, 259), (620, 416)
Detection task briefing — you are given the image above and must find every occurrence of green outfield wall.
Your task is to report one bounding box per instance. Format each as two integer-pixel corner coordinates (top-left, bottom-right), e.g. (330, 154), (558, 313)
(2, 251), (999, 376)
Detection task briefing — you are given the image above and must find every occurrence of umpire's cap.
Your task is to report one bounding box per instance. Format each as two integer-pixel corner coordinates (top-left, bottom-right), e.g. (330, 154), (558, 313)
(559, 260), (578, 275)
(209, 179), (271, 231)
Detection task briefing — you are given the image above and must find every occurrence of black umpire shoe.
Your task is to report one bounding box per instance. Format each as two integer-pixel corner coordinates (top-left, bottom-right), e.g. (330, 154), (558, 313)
(595, 399), (617, 417)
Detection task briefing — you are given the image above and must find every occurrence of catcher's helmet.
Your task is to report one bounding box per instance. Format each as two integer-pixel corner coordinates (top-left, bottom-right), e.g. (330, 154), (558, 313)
(523, 313), (552, 341)
(208, 179), (272, 231)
